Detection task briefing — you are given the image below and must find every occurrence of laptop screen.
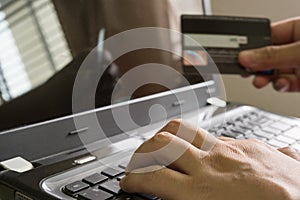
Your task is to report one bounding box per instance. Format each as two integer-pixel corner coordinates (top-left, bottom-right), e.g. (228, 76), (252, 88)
(0, 0), (213, 132)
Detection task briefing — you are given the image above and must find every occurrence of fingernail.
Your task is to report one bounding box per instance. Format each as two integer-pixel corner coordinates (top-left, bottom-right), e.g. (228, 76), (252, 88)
(239, 51), (258, 68)
(274, 81), (289, 92)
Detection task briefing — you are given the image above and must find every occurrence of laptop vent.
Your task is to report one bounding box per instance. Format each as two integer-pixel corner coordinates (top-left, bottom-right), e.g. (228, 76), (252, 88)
(15, 192), (33, 200)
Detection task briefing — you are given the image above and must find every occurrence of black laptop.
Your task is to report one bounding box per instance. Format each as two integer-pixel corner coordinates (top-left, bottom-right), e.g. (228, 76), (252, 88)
(1, 32), (300, 199)
(1, 4), (300, 200)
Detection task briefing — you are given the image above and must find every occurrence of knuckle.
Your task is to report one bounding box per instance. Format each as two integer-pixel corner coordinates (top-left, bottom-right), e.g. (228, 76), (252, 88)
(262, 46), (278, 65)
(166, 119), (182, 128)
(152, 131), (172, 145)
(223, 143), (244, 156)
(240, 139), (272, 154)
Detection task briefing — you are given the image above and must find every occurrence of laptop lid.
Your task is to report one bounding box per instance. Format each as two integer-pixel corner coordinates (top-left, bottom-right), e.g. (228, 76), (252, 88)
(0, 0), (222, 162)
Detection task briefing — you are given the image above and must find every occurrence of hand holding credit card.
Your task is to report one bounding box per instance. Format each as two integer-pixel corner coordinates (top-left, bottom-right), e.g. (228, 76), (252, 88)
(181, 15), (274, 75)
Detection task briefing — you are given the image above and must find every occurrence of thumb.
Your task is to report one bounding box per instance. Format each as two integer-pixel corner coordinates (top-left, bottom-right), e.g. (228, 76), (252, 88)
(239, 42), (300, 71)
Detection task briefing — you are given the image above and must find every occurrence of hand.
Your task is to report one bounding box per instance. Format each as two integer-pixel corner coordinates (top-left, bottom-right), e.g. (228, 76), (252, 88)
(120, 120), (300, 200)
(239, 17), (300, 92)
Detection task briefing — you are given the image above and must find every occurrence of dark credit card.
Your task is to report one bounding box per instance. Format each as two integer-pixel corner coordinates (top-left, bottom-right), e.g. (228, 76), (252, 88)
(181, 15), (274, 75)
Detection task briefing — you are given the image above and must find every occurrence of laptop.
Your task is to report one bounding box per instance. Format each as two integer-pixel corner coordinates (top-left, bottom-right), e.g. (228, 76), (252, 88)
(1, 5), (300, 200)
(1, 28), (300, 200)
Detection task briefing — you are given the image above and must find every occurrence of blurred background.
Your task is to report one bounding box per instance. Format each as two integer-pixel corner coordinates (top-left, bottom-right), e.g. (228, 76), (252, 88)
(0, 0), (299, 132)
(0, 0), (71, 102)
(0, 0), (205, 131)
(211, 0), (300, 117)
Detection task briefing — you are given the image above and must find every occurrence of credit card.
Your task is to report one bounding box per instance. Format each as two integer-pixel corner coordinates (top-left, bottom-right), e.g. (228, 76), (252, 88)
(181, 15), (273, 75)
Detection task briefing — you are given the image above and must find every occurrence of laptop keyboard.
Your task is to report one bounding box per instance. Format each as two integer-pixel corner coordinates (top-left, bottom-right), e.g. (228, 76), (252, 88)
(63, 165), (159, 200)
(208, 111), (300, 149)
(61, 110), (300, 200)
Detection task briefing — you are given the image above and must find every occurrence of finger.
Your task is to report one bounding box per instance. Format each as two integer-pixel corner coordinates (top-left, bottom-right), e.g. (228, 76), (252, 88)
(276, 68), (295, 74)
(126, 131), (202, 175)
(239, 42), (300, 71)
(252, 68), (295, 90)
(159, 119), (219, 150)
(278, 147), (300, 162)
(241, 75), (250, 79)
(273, 75), (300, 92)
(273, 77), (291, 92)
(120, 167), (190, 200)
(272, 17), (300, 44)
(252, 76), (273, 89)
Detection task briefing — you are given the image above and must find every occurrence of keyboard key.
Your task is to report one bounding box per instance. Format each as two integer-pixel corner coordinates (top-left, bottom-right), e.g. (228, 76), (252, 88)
(235, 123), (253, 130)
(235, 135), (246, 140)
(262, 127), (282, 135)
(214, 128), (225, 136)
(222, 124), (234, 130)
(112, 195), (146, 200)
(64, 181), (89, 194)
(270, 121), (291, 132)
(232, 124), (250, 132)
(291, 144), (300, 151)
(259, 120), (274, 128)
(225, 121), (235, 126)
(78, 188), (113, 200)
(245, 134), (267, 142)
(133, 196), (153, 200)
(208, 126), (222, 133)
(246, 114), (258, 121)
(83, 173), (108, 185)
(137, 193), (158, 200)
(284, 127), (300, 140)
(250, 111), (259, 116)
(102, 167), (124, 178)
(228, 127), (245, 135)
(267, 139), (288, 148)
(117, 174), (126, 181)
(264, 113), (281, 121)
(280, 118), (298, 126)
(99, 179), (122, 195)
(254, 130), (274, 139)
(246, 134), (262, 139)
(275, 135), (295, 145)
(250, 116), (269, 125)
(221, 131), (239, 139)
(118, 162), (129, 170)
(235, 117), (244, 122)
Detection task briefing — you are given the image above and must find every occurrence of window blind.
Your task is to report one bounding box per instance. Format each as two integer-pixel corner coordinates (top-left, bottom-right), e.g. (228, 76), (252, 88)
(0, 0), (72, 103)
